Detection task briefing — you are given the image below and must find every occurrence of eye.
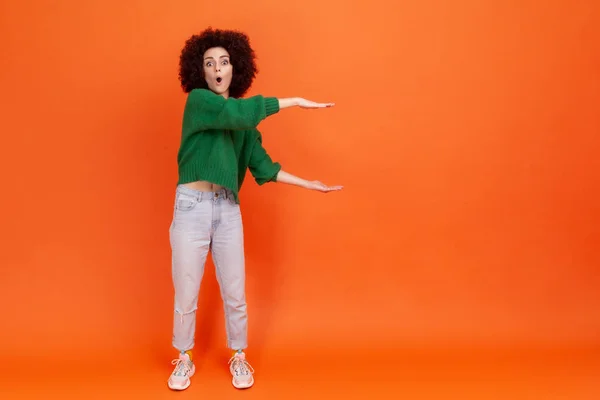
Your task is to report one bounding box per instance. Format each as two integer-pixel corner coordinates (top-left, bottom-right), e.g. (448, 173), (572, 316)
(205, 61), (213, 67)
(222, 59), (229, 65)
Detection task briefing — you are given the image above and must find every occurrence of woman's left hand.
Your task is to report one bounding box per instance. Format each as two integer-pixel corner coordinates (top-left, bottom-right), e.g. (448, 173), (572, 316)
(306, 180), (343, 192)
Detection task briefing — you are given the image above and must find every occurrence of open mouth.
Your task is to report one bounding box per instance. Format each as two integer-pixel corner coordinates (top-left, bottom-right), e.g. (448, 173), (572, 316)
(216, 77), (222, 84)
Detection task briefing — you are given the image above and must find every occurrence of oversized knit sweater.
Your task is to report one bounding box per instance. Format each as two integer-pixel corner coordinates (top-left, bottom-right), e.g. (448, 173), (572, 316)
(176, 88), (282, 203)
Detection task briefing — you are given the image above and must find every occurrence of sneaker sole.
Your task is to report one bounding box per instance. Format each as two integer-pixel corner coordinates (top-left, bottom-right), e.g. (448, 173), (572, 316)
(232, 376), (254, 389)
(168, 379), (191, 391)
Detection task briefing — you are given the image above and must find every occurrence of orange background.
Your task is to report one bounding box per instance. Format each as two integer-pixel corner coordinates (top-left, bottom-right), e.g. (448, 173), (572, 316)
(1, 0), (599, 398)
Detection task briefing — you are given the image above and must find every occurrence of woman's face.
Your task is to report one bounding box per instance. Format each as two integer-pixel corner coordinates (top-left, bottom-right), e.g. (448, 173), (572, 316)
(203, 46), (232, 97)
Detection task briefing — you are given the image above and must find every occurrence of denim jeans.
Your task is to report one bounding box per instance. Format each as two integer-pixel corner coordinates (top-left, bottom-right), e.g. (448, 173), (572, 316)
(169, 184), (247, 351)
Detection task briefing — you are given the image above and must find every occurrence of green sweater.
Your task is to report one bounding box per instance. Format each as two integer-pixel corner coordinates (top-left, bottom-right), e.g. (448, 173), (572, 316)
(176, 88), (282, 203)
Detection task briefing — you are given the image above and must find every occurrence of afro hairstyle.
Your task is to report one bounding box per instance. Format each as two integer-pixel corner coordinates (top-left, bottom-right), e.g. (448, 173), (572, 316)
(178, 27), (258, 98)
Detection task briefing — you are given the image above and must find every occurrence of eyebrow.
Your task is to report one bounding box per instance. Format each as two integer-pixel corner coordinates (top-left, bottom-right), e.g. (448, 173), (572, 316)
(204, 55), (230, 60)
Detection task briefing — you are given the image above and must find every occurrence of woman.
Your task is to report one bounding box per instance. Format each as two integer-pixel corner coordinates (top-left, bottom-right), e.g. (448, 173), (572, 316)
(167, 27), (342, 391)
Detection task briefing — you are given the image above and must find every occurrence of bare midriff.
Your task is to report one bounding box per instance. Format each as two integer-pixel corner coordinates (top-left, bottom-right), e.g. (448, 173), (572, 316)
(183, 180), (223, 192)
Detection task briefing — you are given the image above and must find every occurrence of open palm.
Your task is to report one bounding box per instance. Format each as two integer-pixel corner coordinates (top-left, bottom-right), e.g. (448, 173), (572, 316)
(308, 180), (343, 193)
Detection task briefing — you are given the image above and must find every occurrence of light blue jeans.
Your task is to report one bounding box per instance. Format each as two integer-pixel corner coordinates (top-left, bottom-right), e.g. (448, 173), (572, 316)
(169, 184), (247, 351)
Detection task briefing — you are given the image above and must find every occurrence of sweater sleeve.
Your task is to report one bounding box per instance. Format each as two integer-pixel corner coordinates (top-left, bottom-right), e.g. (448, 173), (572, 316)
(248, 130), (282, 185)
(185, 89), (280, 131)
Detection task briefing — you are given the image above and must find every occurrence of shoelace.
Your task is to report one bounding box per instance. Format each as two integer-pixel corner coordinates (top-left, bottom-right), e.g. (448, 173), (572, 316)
(171, 358), (192, 376)
(228, 356), (254, 376)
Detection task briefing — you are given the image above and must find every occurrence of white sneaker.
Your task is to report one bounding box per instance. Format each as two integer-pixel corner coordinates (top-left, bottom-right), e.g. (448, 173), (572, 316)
(168, 352), (195, 390)
(228, 351), (254, 389)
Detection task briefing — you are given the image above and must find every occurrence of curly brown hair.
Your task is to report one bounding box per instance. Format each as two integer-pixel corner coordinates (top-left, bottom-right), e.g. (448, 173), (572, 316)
(178, 27), (258, 98)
